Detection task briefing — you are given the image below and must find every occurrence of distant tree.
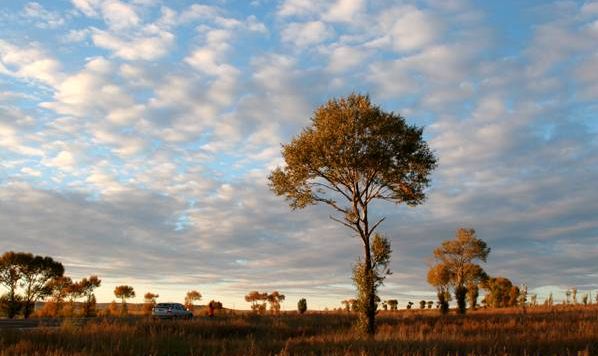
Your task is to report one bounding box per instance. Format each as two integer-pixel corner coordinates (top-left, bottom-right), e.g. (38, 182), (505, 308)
(406, 301), (414, 310)
(87, 295), (97, 317)
(64, 281), (84, 317)
(429, 228), (490, 314)
(341, 299), (351, 312)
(0, 252), (27, 318)
(582, 293), (588, 305)
(19, 253), (64, 318)
(267, 291), (285, 314)
(595, 291), (598, 304)
(481, 277), (519, 308)
(114, 285), (135, 316)
(207, 300), (222, 317)
(545, 292), (554, 306)
(381, 301), (388, 311)
(419, 300), (426, 309)
(245, 291), (268, 314)
(530, 294), (537, 306)
(184, 290), (202, 312)
(45, 276), (73, 317)
(386, 299), (398, 311)
(297, 298), (307, 314)
(427, 300), (434, 309)
(269, 94), (437, 335)
(350, 299), (359, 312)
(79, 276), (101, 317)
(143, 292), (159, 316)
(571, 288), (577, 304)
(107, 300), (119, 317)
(518, 283), (528, 307)
(427, 264), (451, 315)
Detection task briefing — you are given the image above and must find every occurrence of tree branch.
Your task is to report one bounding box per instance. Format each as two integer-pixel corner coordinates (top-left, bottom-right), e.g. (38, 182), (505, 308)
(370, 217), (386, 235)
(330, 215), (360, 233)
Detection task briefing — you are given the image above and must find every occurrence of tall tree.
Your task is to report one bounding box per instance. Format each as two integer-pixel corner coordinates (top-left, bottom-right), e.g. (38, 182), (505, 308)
(0, 252), (27, 318)
(19, 253), (64, 318)
(429, 228), (490, 314)
(79, 276), (101, 317)
(269, 94), (437, 334)
(114, 285), (135, 316)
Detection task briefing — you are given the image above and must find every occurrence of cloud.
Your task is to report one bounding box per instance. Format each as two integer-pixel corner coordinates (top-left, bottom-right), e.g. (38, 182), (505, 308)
(72, 0), (140, 30)
(0, 40), (63, 86)
(22, 2), (66, 29)
(1, 0), (597, 308)
(64, 28), (91, 43)
(71, 0), (100, 17)
(91, 27), (175, 61)
(326, 45), (368, 72)
(281, 21), (334, 47)
(324, 0), (365, 23)
(0, 106), (43, 156)
(71, 0), (175, 61)
(185, 29), (236, 76)
(277, 0), (322, 18)
(42, 150), (77, 171)
(100, 0), (140, 30)
(41, 57), (131, 117)
(178, 4), (222, 23)
(384, 6), (442, 52)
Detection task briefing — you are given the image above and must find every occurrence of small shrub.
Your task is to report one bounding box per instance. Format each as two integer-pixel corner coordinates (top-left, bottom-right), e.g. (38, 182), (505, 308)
(297, 298), (307, 314)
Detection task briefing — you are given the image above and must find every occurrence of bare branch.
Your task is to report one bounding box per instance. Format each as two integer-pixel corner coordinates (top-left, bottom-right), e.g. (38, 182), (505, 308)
(330, 215), (360, 233)
(313, 196), (349, 215)
(370, 217), (386, 235)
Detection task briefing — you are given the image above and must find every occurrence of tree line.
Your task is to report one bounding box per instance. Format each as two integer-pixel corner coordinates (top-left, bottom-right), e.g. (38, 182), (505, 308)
(0, 251), (100, 319)
(0, 251), (227, 319)
(244, 291), (287, 314)
(427, 228), (531, 314)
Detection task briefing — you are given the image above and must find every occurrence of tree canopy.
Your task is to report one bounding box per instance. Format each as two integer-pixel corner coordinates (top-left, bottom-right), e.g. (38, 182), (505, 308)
(13, 252), (64, 318)
(114, 285), (135, 304)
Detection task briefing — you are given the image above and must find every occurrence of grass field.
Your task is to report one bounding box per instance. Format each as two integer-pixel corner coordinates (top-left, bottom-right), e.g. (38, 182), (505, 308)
(1, 305), (597, 355)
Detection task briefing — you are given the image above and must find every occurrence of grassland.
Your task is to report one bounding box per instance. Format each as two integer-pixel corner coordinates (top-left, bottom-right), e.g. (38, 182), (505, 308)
(1, 305), (597, 355)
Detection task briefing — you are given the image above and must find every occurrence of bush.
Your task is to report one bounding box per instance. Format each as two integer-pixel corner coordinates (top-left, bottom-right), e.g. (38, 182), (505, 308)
(297, 298), (307, 314)
(0, 294), (23, 319)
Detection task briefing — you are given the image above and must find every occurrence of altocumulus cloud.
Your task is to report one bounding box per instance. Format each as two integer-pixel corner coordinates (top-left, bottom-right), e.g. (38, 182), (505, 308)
(0, 0), (597, 308)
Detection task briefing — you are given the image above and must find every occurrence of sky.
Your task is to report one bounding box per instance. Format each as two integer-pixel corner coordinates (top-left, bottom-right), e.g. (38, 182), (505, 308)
(0, 0), (597, 310)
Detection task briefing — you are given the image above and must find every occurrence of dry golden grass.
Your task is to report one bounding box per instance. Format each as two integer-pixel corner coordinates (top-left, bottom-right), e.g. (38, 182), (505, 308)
(1, 305), (597, 355)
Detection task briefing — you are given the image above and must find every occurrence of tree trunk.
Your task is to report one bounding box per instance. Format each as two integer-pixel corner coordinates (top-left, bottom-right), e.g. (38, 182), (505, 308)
(363, 240), (376, 335)
(23, 300), (33, 319)
(7, 290), (19, 319)
(455, 285), (467, 314)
